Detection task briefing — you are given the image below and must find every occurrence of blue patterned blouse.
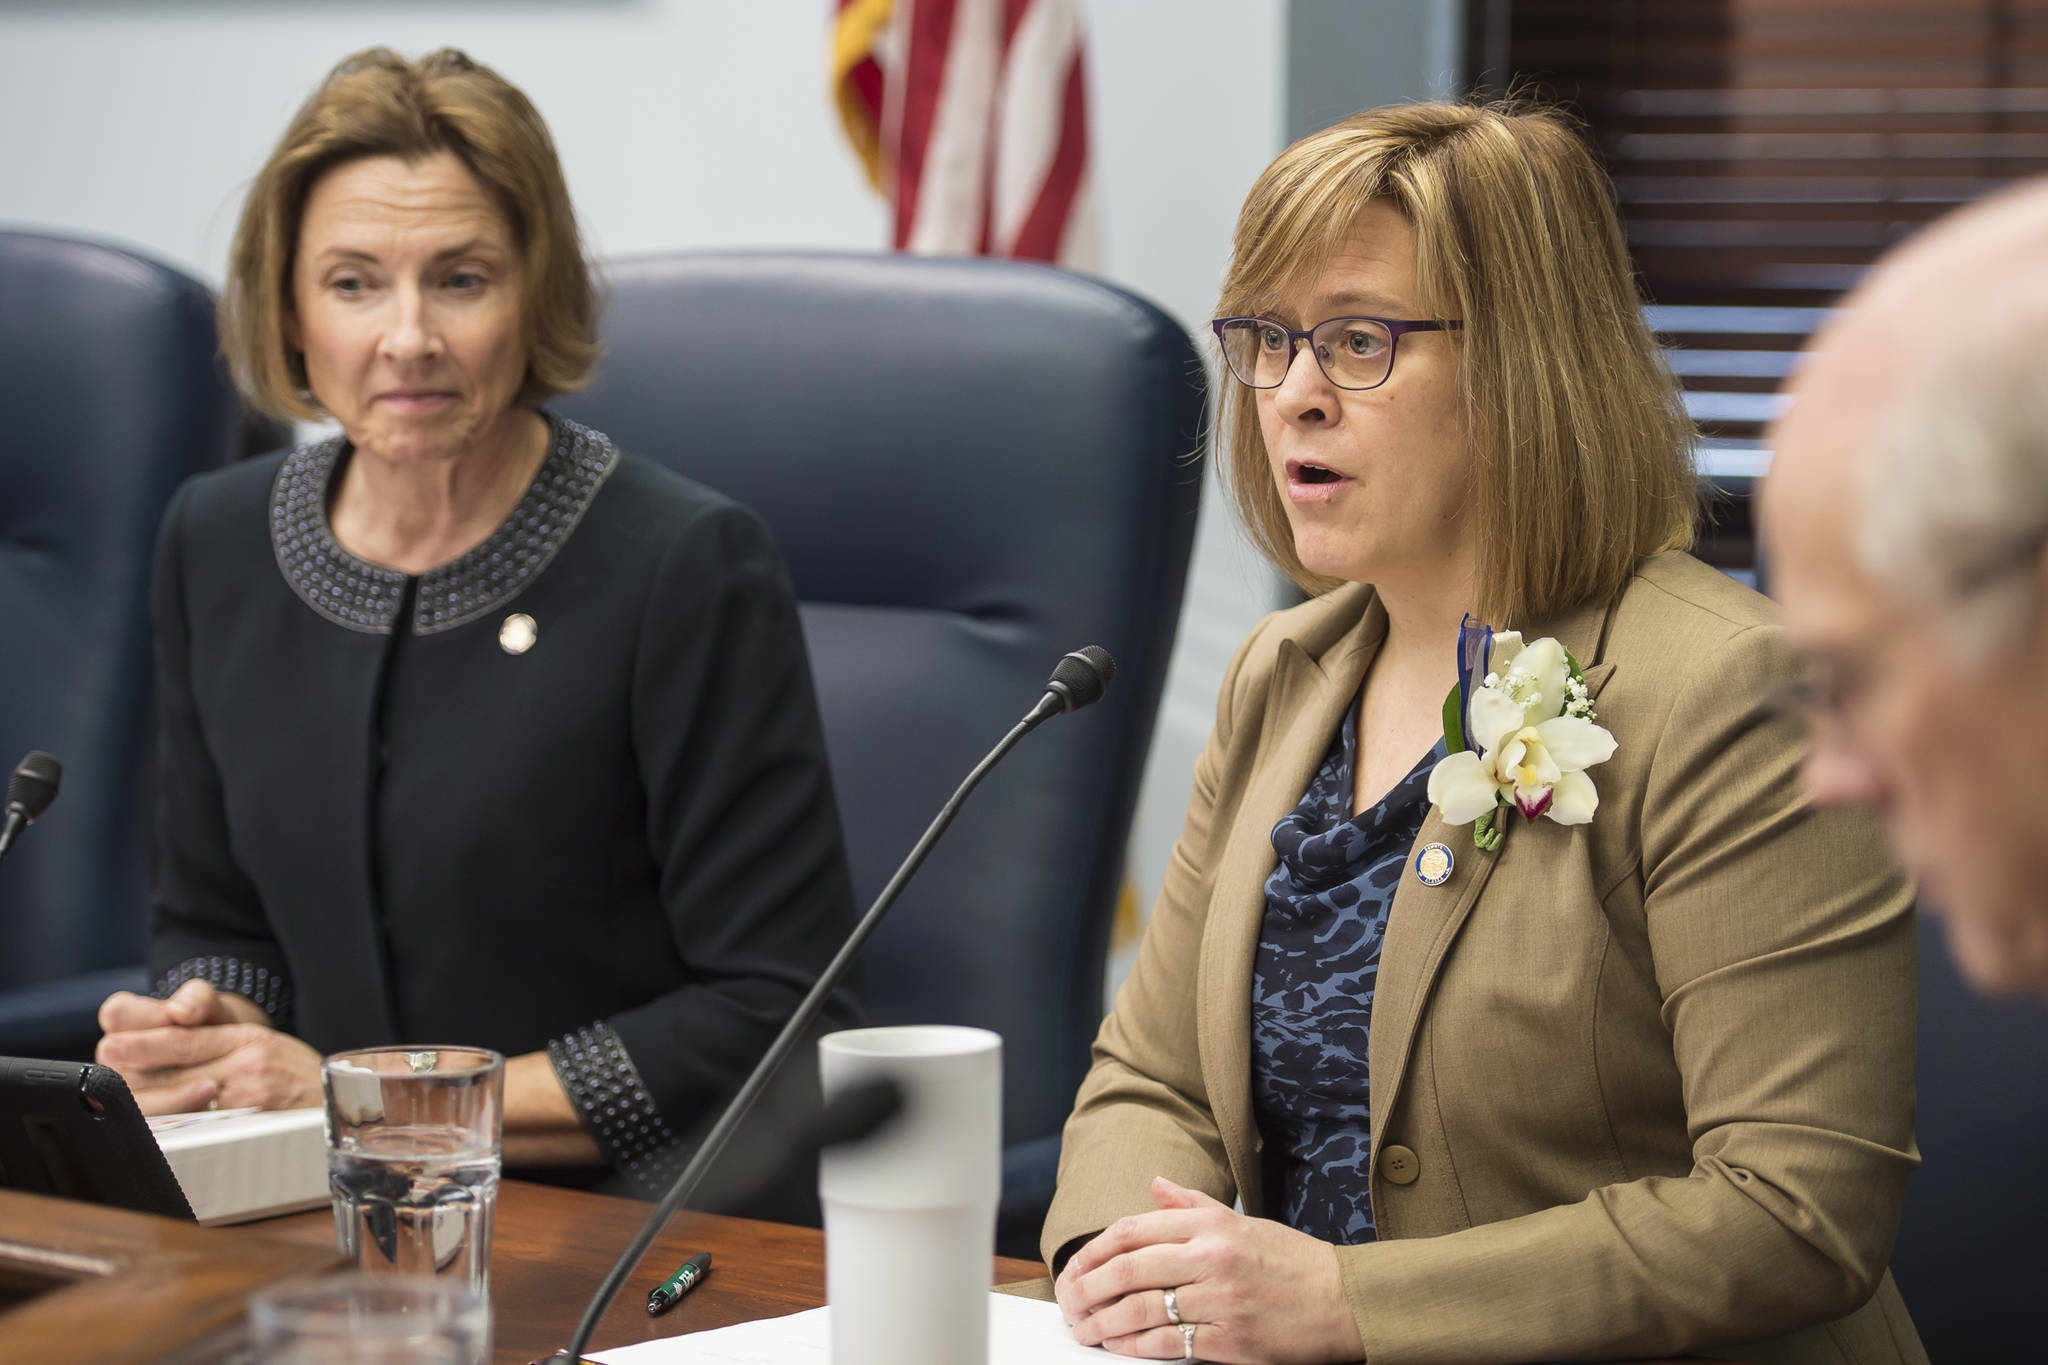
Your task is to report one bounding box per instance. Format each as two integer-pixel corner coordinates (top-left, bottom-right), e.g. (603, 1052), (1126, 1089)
(1250, 699), (1445, 1245)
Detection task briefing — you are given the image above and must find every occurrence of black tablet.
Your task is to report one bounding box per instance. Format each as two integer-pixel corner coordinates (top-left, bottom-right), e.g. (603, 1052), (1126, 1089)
(0, 1056), (194, 1220)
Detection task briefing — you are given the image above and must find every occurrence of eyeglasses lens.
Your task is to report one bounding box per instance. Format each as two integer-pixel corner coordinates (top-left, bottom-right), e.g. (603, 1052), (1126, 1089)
(1217, 318), (1395, 390)
(1313, 317), (1395, 389)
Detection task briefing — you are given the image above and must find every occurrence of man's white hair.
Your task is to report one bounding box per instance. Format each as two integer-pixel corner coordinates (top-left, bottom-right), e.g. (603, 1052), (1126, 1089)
(1859, 307), (2048, 662)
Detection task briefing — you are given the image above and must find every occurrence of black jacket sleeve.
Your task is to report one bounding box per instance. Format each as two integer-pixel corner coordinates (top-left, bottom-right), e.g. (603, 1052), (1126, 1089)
(556, 500), (858, 1169)
(145, 481), (295, 1027)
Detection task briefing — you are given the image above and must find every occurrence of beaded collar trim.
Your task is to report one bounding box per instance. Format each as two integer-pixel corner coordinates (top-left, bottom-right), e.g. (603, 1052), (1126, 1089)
(268, 415), (620, 636)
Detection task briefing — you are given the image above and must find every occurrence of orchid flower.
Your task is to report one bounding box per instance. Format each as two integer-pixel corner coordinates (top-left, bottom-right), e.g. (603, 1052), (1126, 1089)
(1427, 632), (1616, 845)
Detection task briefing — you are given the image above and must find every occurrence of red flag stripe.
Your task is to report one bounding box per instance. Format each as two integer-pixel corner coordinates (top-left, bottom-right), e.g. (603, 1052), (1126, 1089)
(848, 58), (883, 126)
(976, 104), (997, 256)
(1008, 47), (1088, 262)
(1001, 0), (1032, 50)
(984, 0), (1033, 254)
(891, 0), (960, 251)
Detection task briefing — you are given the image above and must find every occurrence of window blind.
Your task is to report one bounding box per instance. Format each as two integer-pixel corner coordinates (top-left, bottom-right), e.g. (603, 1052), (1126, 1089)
(1475, 0), (2048, 567)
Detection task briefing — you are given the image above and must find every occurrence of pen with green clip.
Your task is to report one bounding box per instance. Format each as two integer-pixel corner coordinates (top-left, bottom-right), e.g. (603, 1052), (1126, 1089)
(646, 1250), (712, 1316)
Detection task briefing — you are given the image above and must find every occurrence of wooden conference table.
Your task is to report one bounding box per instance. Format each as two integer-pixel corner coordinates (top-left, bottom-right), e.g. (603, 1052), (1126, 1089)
(0, 1179), (1719, 1362)
(255, 1179), (1720, 1365)
(260, 1178), (1046, 1362)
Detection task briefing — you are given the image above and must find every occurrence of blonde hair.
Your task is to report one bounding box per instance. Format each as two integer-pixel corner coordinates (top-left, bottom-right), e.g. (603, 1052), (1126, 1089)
(1217, 100), (1696, 625)
(219, 47), (598, 419)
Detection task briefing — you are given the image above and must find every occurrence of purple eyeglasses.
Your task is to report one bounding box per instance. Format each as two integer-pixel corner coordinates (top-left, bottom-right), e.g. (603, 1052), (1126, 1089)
(1210, 315), (1462, 392)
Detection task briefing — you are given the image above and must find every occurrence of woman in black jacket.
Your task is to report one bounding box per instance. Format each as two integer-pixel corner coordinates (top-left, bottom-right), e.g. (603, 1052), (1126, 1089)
(94, 47), (856, 1191)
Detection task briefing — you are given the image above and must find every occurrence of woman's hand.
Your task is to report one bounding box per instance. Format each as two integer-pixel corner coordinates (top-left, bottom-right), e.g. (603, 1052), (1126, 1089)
(501, 1051), (602, 1166)
(96, 979), (321, 1114)
(1054, 1177), (1364, 1365)
(99, 978), (271, 1033)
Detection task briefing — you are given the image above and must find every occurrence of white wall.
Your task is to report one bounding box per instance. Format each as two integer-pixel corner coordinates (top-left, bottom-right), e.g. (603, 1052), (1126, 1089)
(1287, 0), (1463, 139)
(1083, 1), (1293, 987)
(0, 0), (1292, 989)
(0, 4), (892, 272)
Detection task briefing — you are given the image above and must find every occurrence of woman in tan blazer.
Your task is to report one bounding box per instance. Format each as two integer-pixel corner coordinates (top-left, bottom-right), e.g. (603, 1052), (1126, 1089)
(1047, 102), (1924, 1365)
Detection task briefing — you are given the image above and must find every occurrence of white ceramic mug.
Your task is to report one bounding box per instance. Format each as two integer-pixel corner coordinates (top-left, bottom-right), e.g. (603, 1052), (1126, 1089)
(818, 1025), (1002, 1365)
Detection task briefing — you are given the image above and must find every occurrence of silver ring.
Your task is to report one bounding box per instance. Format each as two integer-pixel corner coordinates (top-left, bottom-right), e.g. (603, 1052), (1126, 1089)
(204, 1096), (220, 1112)
(1179, 1321), (1197, 1360)
(1163, 1286), (1182, 1326)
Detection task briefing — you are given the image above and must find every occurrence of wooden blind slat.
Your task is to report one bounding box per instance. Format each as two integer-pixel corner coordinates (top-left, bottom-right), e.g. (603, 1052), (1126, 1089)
(1617, 86), (2048, 114)
(1486, 0), (2048, 569)
(1615, 174), (2009, 203)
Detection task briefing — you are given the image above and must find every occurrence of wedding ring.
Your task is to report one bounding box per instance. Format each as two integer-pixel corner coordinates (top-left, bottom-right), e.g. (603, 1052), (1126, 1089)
(1163, 1286), (1182, 1326)
(1180, 1321), (1197, 1360)
(204, 1096), (220, 1112)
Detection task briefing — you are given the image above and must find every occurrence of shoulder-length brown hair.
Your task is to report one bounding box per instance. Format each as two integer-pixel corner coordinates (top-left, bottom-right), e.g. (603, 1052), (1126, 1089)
(220, 46), (599, 420)
(1218, 99), (1696, 626)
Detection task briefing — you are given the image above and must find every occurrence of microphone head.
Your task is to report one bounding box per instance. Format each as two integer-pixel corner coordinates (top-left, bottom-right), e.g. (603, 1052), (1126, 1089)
(812, 1077), (905, 1150)
(1046, 646), (1117, 713)
(6, 751), (61, 821)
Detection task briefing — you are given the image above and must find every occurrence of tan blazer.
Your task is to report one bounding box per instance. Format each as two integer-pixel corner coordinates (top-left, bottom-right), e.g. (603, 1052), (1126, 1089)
(1046, 553), (1926, 1365)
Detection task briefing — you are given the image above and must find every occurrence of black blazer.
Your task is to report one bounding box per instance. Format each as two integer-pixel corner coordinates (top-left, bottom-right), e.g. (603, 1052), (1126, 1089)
(148, 416), (857, 1176)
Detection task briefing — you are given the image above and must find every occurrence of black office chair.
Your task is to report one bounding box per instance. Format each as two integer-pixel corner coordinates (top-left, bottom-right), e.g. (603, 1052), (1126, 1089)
(558, 252), (1206, 1256)
(0, 231), (257, 1058)
(1887, 913), (2048, 1359)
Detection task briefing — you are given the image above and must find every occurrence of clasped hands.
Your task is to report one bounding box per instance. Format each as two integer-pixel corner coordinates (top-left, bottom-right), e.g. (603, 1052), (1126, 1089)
(96, 979), (323, 1115)
(1054, 1176), (1365, 1364)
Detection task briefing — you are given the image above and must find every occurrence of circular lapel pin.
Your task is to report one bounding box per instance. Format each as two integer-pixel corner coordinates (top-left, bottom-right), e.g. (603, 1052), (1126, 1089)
(1414, 842), (1455, 887)
(499, 613), (537, 655)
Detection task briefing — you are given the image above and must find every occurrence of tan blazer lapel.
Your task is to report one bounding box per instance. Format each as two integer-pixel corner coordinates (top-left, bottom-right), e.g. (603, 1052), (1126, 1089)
(1367, 596), (1620, 1148)
(1199, 595), (1384, 1211)
(1369, 809), (1509, 1148)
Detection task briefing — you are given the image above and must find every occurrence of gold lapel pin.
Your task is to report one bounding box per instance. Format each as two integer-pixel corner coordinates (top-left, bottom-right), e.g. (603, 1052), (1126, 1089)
(1414, 842), (1454, 887)
(499, 613), (538, 656)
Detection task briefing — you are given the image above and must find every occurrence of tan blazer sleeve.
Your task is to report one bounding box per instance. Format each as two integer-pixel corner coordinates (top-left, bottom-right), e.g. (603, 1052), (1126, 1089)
(1040, 624), (1260, 1267)
(1334, 622), (1919, 1364)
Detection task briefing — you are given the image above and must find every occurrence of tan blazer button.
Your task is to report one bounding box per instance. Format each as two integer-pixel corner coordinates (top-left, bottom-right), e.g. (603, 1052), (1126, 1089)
(1378, 1144), (1420, 1185)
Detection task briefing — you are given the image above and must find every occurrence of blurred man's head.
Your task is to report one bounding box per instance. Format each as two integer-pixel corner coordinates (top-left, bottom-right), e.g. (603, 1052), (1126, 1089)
(1762, 178), (2048, 994)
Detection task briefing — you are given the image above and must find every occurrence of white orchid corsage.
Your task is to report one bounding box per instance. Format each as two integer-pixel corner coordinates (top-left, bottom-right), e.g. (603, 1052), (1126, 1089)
(1425, 619), (1617, 852)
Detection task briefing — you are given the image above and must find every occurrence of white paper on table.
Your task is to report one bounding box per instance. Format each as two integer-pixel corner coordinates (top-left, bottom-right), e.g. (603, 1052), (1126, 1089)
(153, 1105), (328, 1224)
(147, 1105), (263, 1132)
(588, 1292), (1147, 1363)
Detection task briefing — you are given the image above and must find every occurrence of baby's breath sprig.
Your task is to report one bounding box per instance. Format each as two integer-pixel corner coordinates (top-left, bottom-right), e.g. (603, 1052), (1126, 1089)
(1563, 674), (1595, 722)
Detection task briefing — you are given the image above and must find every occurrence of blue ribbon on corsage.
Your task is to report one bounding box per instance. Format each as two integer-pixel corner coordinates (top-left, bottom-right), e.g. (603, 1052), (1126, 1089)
(1444, 614), (1500, 850)
(1453, 614), (1492, 757)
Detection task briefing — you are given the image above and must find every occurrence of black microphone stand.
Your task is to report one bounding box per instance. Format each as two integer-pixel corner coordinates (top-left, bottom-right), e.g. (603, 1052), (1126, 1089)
(556, 665), (1103, 1361)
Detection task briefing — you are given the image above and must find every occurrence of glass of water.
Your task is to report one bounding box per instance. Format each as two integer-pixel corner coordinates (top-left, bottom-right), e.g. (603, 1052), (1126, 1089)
(248, 1272), (488, 1364)
(322, 1046), (504, 1300)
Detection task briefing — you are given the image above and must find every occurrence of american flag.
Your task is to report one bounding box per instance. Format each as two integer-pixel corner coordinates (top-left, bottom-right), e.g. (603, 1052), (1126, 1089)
(833, 0), (1099, 269)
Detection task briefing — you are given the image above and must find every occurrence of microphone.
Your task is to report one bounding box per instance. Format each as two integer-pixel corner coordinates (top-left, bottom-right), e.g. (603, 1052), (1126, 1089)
(554, 646), (1117, 1361)
(1028, 646), (1117, 722)
(692, 1076), (906, 1219)
(0, 751), (61, 864)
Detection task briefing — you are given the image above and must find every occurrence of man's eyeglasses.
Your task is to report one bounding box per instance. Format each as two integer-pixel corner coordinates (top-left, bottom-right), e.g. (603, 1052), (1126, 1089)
(1946, 525), (2048, 601)
(1210, 315), (1463, 392)
(1769, 664), (1860, 738)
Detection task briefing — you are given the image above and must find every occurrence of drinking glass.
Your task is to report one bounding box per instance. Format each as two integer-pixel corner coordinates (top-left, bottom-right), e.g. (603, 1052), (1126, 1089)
(247, 1272), (488, 1364)
(322, 1046), (504, 1300)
